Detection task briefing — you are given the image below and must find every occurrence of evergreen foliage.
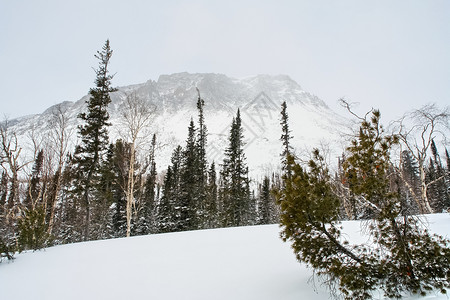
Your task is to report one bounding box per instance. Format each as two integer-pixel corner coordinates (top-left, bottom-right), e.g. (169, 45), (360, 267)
(159, 146), (183, 233)
(103, 141), (128, 237)
(195, 89), (209, 228)
(0, 236), (14, 262)
(25, 149), (44, 210)
(137, 134), (158, 235)
(343, 110), (399, 218)
(17, 206), (51, 251)
(205, 162), (218, 228)
(179, 119), (198, 231)
(280, 101), (293, 178)
(400, 150), (421, 214)
(427, 140), (449, 212)
(257, 176), (273, 224)
(72, 40), (117, 240)
(220, 109), (251, 227)
(277, 110), (450, 299)
(3, 41), (450, 298)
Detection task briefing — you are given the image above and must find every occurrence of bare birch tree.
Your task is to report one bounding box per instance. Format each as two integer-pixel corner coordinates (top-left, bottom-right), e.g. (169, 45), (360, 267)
(394, 104), (449, 213)
(0, 118), (32, 220)
(118, 92), (156, 237)
(46, 104), (74, 234)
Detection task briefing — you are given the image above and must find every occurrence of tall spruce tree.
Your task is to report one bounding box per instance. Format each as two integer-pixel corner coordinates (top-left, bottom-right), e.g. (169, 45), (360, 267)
(72, 40), (117, 240)
(220, 109), (250, 227)
(25, 150), (44, 210)
(280, 101), (293, 178)
(195, 88), (208, 228)
(158, 145), (183, 233)
(257, 176), (272, 225)
(102, 141), (128, 238)
(205, 162), (218, 228)
(179, 119), (198, 231)
(137, 134), (158, 235)
(428, 139), (449, 211)
(400, 150), (420, 214)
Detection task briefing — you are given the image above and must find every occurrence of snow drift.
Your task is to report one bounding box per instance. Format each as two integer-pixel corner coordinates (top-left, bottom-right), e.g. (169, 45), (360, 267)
(1, 214), (449, 300)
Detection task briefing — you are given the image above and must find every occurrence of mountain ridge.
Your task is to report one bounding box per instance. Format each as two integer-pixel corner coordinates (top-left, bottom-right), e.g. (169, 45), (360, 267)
(7, 72), (348, 176)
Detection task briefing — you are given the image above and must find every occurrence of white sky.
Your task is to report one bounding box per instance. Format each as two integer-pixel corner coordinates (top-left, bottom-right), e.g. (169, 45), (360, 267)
(1, 0), (449, 122)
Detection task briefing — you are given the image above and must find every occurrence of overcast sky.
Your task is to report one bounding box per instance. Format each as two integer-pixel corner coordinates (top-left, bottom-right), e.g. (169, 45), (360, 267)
(1, 0), (449, 121)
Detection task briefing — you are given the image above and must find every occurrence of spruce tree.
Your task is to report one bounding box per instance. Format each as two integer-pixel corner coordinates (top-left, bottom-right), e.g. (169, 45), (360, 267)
(158, 146), (182, 233)
(220, 109), (250, 227)
(446, 148), (450, 172)
(446, 149), (450, 210)
(400, 150), (420, 214)
(72, 40), (117, 240)
(428, 139), (449, 211)
(280, 101), (293, 178)
(205, 162), (218, 228)
(179, 119), (198, 231)
(158, 166), (174, 233)
(25, 150), (44, 210)
(137, 134), (157, 235)
(102, 141), (127, 238)
(257, 176), (271, 225)
(17, 206), (50, 251)
(195, 88), (208, 228)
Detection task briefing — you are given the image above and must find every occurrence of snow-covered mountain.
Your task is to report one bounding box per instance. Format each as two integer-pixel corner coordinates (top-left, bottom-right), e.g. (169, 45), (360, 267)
(8, 72), (349, 177)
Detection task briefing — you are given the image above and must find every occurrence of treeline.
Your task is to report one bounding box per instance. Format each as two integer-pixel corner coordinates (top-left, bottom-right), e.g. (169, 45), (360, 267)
(0, 41), (279, 260)
(1, 40), (449, 263)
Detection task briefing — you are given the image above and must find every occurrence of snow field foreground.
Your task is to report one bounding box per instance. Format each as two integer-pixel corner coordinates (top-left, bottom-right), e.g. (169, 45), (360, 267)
(1, 214), (449, 300)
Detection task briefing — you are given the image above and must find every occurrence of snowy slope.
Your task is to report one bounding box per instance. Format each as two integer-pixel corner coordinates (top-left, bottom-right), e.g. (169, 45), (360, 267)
(7, 73), (349, 177)
(1, 214), (449, 300)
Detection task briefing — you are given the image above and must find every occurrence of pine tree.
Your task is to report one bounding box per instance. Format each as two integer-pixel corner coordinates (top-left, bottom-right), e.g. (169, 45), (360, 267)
(220, 109), (250, 227)
(72, 40), (117, 241)
(278, 110), (450, 299)
(343, 110), (398, 219)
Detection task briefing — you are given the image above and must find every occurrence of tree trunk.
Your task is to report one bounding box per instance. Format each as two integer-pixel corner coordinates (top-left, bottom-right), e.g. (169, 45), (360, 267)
(419, 163), (433, 214)
(126, 142), (135, 237)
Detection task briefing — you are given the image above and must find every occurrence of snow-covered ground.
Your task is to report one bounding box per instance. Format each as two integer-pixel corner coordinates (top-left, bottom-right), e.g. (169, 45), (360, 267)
(1, 214), (449, 300)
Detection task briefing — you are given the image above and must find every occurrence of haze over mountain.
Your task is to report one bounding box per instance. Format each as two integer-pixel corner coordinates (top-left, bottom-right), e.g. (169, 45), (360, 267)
(8, 72), (349, 176)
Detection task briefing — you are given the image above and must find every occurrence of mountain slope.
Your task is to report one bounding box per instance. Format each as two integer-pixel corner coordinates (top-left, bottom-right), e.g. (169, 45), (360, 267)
(8, 73), (349, 175)
(1, 214), (449, 300)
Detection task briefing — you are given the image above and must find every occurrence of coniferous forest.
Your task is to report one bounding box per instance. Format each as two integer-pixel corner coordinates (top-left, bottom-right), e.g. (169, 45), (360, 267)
(1, 40), (450, 298)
